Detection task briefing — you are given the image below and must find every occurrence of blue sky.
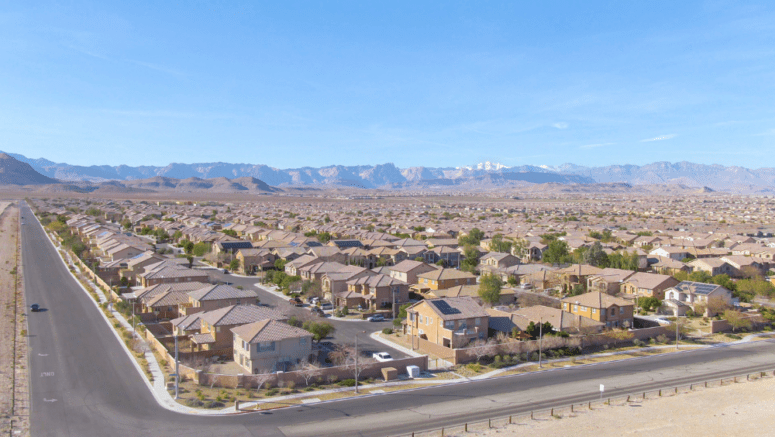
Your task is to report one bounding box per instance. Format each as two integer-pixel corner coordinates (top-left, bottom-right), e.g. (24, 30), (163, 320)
(1, 1), (774, 169)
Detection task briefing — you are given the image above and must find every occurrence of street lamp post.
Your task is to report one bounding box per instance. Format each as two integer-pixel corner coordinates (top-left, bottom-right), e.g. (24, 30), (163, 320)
(538, 317), (543, 368)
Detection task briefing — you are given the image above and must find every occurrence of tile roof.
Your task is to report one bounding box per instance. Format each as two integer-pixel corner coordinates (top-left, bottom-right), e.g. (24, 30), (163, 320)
(200, 304), (286, 326)
(410, 296), (488, 320)
(188, 284), (257, 302)
(561, 291), (632, 309)
(231, 319), (312, 344)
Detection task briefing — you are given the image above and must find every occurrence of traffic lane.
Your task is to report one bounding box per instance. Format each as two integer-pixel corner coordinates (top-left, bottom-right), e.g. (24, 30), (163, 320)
(22, 205), (264, 437)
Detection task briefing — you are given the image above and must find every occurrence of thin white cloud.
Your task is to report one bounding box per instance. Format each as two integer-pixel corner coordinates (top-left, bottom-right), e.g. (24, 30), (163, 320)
(125, 59), (186, 77)
(579, 142), (614, 149)
(552, 122), (569, 129)
(641, 134), (677, 142)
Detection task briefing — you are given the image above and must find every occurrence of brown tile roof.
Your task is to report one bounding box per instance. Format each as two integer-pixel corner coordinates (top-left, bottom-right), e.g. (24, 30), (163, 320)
(231, 320), (312, 344)
(200, 304), (286, 326)
(561, 291), (632, 309)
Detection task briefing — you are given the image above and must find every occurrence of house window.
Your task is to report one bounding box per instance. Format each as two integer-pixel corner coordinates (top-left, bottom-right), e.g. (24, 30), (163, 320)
(563, 303), (568, 310)
(610, 308), (616, 316)
(592, 308), (597, 314)
(428, 317), (433, 325)
(573, 305), (578, 312)
(620, 307), (625, 314)
(445, 321), (454, 329)
(581, 306), (587, 311)
(475, 318), (481, 326)
(300, 337), (308, 346)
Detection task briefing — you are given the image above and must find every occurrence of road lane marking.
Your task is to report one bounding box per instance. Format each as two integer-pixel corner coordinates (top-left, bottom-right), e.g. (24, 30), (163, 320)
(38, 353), (49, 357)
(40, 372), (55, 377)
(43, 398), (57, 402)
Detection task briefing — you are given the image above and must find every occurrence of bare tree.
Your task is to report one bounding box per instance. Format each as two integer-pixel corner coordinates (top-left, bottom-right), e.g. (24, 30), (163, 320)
(297, 358), (320, 387)
(252, 370), (272, 395)
(469, 339), (495, 363)
(343, 348), (375, 392)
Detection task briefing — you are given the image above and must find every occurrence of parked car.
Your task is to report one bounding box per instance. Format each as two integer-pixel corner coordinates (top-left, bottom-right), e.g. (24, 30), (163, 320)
(520, 283), (533, 289)
(307, 296), (320, 304)
(320, 301), (333, 310)
(30, 304), (40, 312)
(367, 314), (385, 322)
(289, 297), (303, 307)
(311, 307), (325, 317)
(373, 352), (393, 362)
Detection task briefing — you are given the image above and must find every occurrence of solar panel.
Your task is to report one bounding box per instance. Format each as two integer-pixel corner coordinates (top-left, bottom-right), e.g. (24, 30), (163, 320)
(677, 281), (718, 295)
(430, 300), (461, 315)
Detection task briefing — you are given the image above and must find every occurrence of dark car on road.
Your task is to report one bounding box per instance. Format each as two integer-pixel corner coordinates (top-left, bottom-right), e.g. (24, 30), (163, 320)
(289, 297), (303, 307)
(311, 307), (325, 316)
(30, 304), (40, 312)
(367, 314), (386, 322)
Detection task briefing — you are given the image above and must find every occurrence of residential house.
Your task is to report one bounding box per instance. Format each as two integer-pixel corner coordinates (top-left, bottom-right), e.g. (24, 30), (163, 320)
(688, 258), (738, 277)
(416, 268), (476, 291)
(487, 305), (604, 335)
(405, 297), (489, 349)
(191, 304), (287, 352)
(663, 281), (733, 316)
(561, 292), (634, 329)
(232, 320), (313, 373)
(181, 284), (259, 316)
(586, 268), (635, 295)
(620, 272), (679, 300)
(389, 260), (438, 285)
(340, 274), (410, 312)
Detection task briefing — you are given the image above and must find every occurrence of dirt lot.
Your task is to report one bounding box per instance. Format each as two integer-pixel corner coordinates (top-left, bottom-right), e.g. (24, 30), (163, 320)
(457, 375), (775, 437)
(0, 202), (29, 436)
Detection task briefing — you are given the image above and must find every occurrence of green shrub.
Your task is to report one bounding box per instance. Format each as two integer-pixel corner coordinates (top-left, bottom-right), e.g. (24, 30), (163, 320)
(266, 388), (279, 396)
(337, 379), (356, 387)
(382, 328), (393, 335)
(465, 363), (482, 373)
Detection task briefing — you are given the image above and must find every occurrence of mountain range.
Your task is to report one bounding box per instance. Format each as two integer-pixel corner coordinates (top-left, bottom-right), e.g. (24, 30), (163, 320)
(2, 151), (775, 192)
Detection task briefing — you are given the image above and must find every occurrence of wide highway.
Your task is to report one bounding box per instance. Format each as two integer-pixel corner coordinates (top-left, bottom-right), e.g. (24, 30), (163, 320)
(21, 202), (775, 437)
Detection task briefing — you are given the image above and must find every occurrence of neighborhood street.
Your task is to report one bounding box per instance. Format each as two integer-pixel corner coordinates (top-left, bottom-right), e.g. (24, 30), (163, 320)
(22, 203), (775, 437)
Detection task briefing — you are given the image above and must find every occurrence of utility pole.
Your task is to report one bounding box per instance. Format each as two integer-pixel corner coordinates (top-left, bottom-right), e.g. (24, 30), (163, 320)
(354, 334), (359, 394)
(174, 334), (180, 399)
(538, 316), (543, 368)
(676, 318), (680, 351)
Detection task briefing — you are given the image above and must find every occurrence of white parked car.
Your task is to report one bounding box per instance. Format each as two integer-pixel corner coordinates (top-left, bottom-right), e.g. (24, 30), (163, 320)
(373, 352), (393, 362)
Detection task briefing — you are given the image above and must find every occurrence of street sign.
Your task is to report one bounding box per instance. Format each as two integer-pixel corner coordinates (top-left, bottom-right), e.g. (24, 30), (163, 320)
(599, 384), (604, 392)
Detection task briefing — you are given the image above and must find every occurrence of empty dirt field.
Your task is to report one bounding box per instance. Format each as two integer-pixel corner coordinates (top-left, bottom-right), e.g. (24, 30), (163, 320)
(0, 201), (28, 436)
(459, 374), (775, 437)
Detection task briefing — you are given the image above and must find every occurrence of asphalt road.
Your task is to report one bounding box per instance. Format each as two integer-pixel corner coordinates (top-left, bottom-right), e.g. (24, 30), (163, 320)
(22, 203), (775, 437)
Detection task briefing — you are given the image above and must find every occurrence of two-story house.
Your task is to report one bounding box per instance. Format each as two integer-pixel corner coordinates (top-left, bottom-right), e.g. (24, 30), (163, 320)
(663, 281), (733, 316)
(389, 260), (438, 284)
(561, 292), (634, 329)
(405, 296), (489, 349)
(620, 272), (679, 300)
(191, 304), (287, 352)
(416, 268), (476, 291)
(180, 284), (259, 316)
(232, 320), (313, 373)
